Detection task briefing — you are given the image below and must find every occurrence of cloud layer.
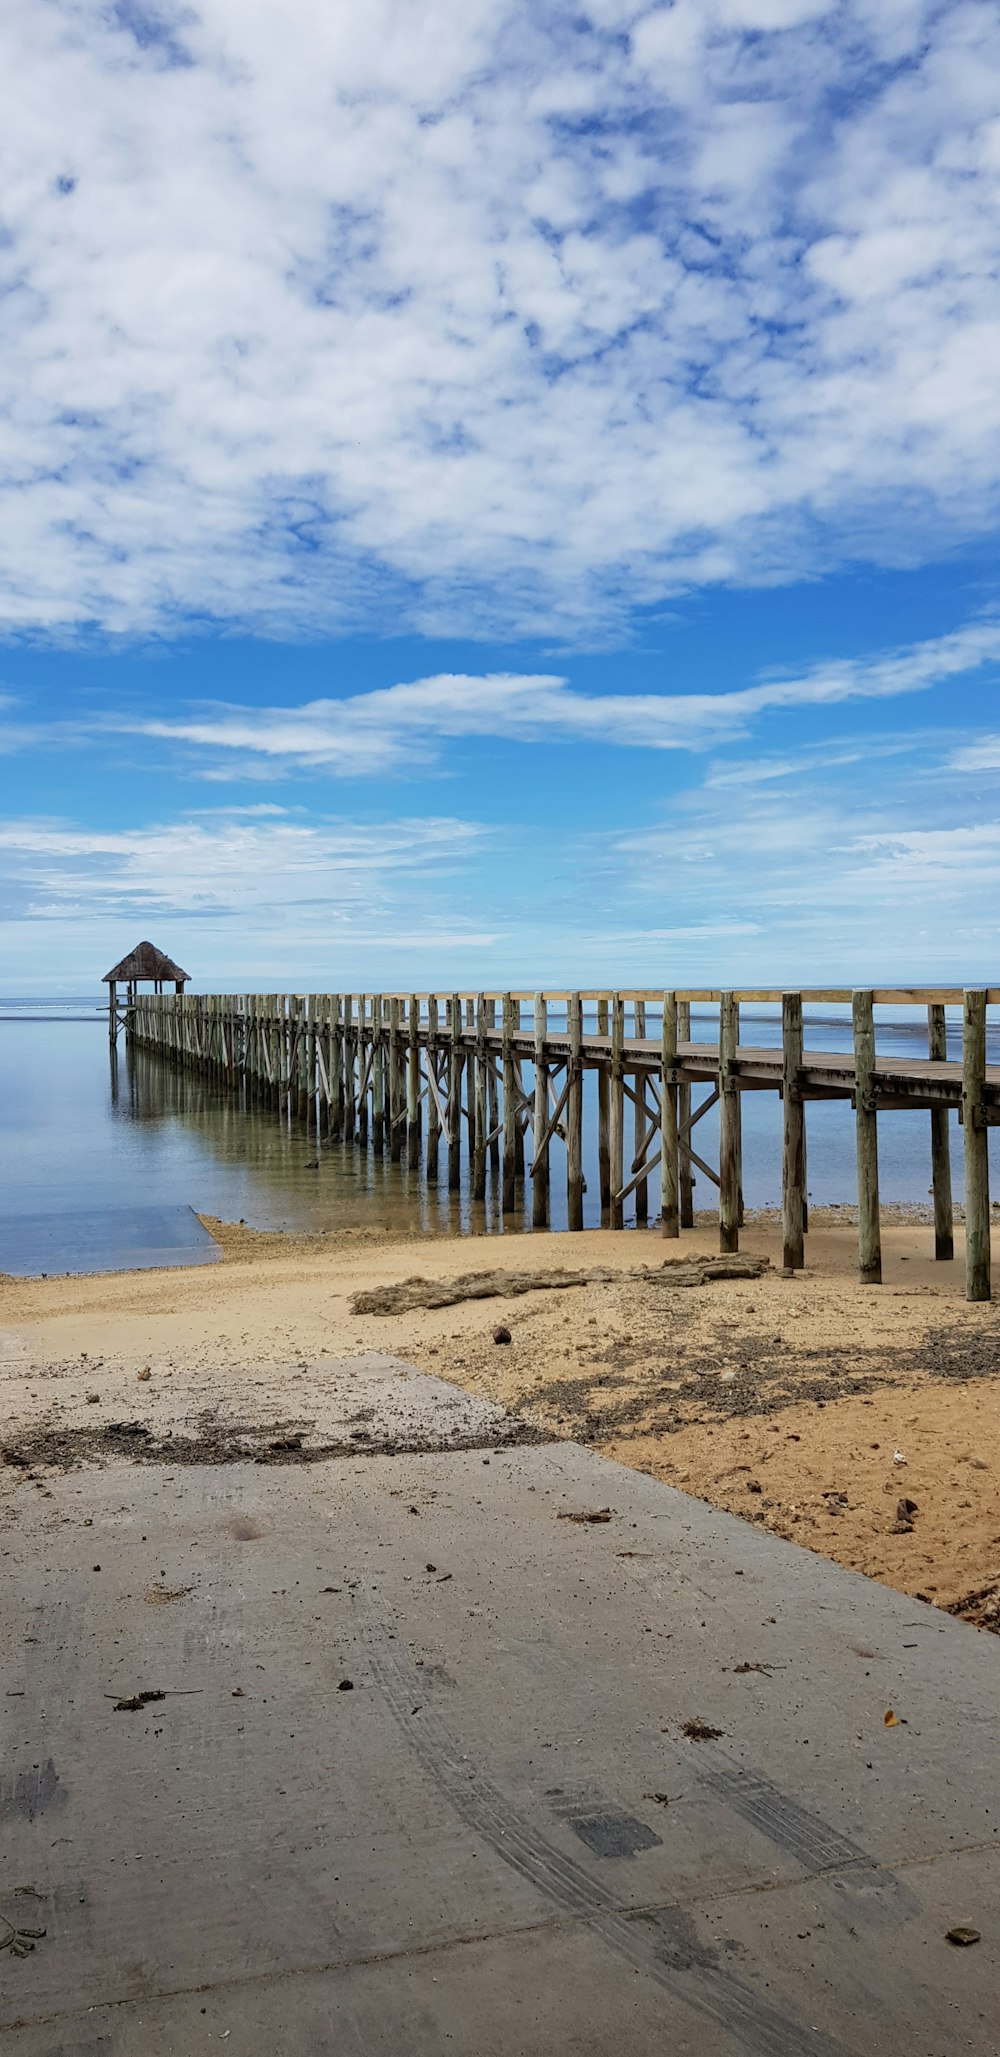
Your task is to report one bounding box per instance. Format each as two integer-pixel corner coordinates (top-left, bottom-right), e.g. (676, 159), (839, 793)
(3, 0), (1000, 637)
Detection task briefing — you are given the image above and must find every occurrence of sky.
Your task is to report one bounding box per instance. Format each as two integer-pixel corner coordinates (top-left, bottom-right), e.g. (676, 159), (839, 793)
(2, 0), (1000, 993)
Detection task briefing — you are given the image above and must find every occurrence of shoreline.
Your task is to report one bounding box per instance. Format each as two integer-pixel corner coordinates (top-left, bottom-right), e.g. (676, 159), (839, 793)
(2, 1215), (999, 1631)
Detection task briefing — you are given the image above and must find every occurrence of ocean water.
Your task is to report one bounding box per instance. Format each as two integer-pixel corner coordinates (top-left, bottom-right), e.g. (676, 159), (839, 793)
(1, 996), (998, 1247)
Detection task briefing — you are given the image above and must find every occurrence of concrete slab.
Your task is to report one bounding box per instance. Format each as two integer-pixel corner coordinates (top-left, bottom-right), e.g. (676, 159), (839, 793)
(1, 1354), (998, 2055)
(0, 1205), (221, 1279)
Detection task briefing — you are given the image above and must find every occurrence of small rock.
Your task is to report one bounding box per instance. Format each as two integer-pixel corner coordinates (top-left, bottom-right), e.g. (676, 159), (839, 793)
(945, 1926), (980, 1947)
(492, 1324), (512, 1345)
(86, 1394), (100, 1405)
(337, 1679), (354, 1692)
(137, 1368), (151, 1383)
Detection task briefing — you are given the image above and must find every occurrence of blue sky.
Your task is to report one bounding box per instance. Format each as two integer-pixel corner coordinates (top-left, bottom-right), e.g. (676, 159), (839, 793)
(3, 0), (1000, 991)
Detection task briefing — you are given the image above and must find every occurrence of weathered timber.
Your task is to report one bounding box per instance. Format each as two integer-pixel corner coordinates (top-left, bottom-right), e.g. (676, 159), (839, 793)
(567, 993), (584, 1232)
(660, 991), (679, 1238)
(609, 994), (625, 1230)
(407, 995), (421, 1169)
(502, 992), (517, 1215)
(963, 990), (991, 1302)
(781, 992), (805, 1273)
(853, 990), (881, 1285)
(928, 1003), (953, 1261)
(448, 994), (463, 1191)
(677, 998), (694, 1228)
(533, 993), (550, 1229)
(718, 992), (740, 1255)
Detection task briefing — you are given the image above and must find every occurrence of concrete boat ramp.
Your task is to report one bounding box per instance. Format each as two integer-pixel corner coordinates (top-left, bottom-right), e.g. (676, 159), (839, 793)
(2, 1354), (997, 2055)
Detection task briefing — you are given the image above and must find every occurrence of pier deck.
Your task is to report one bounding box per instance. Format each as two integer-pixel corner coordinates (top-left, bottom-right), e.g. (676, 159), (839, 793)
(126, 987), (1000, 1300)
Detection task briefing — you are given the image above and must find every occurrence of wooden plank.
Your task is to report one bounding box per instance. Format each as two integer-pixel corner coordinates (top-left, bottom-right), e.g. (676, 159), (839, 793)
(487, 999), (500, 1173)
(718, 992), (740, 1254)
(567, 992), (584, 1232)
(343, 994), (356, 1141)
(928, 1003), (953, 1260)
(781, 992), (805, 1272)
(853, 990), (882, 1285)
(372, 995), (385, 1154)
(532, 994), (550, 1229)
(426, 995), (440, 1179)
(963, 990), (991, 1302)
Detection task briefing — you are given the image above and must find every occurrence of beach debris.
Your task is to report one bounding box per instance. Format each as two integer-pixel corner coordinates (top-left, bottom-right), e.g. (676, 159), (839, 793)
(350, 1254), (770, 1315)
(891, 1496), (919, 1534)
(681, 1718), (725, 1742)
(945, 1580), (1000, 1633)
(557, 1508), (613, 1524)
(337, 1679), (354, 1692)
(492, 1324), (512, 1345)
(893, 1450), (907, 1465)
(645, 1792), (682, 1807)
(732, 1661), (778, 1676)
(137, 1368), (151, 1382)
(113, 1690), (167, 1712)
(884, 1709), (900, 1727)
(945, 1926), (981, 1947)
(0, 1915), (46, 1959)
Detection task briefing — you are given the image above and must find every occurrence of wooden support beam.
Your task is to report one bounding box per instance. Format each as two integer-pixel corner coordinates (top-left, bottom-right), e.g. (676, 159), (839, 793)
(781, 992), (805, 1272)
(372, 995), (385, 1154)
(532, 994), (550, 1228)
(633, 999), (648, 1225)
(853, 990), (881, 1285)
(677, 999), (694, 1227)
(502, 992), (517, 1215)
(472, 994), (487, 1202)
(567, 992), (584, 1231)
(448, 994), (463, 1191)
(487, 999), (500, 1173)
(513, 997), (526, 1184)
(343, 994), (356, 1140)
(718, 991), (740, 1254)
(388, 998), (402, 1161)
(963, 990), (990, 1302)
(597, 997), (611, 1218)
(426, 995), (440, 1179)
(928, 1002), (953, 1260)
(661, 991), (679, 1238)
(407, 996), (421, 1169)
(609, 994), (625, 1229)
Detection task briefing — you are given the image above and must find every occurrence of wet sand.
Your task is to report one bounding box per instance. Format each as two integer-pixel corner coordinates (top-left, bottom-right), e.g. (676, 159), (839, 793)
(2, 1211), (998, 1629)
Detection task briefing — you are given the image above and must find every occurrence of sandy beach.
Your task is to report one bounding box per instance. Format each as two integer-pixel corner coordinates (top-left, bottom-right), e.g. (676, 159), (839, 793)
(2, 1210), (998, 1631)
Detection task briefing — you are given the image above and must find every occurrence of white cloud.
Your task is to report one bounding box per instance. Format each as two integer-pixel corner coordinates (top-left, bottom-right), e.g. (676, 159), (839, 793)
(1, 1), (999, 637)
(101, 622), (1000, 772)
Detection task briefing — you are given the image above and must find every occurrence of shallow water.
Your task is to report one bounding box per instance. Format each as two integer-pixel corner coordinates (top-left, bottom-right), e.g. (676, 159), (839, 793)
(1, 997), (998, 1242)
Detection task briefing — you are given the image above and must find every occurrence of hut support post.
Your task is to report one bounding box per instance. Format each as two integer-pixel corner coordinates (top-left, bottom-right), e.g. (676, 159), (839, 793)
(609, 994), (625, 1230)
(407, 996), (421, 1169)
(718, 992), (740, 1254)
(472, 996), (487, 1202)
(781, 992), (806, 1272)
(426, 996), (440, 1178)
(677, 999), (694, 1226)
(853, 990), (881, 1285)
(372, 995), (385, 1154)
(963, 990), (991, 1302)
(633, 1000), (648, 1225)
(502, 993), (517, 1215)
(928, 1003), (954, 1261)
(597, 998), (611, 1217)
(448, 995), (463, 1192)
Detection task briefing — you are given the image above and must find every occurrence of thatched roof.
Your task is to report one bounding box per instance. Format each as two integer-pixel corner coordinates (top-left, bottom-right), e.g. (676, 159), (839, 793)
(103, 941), (190, 984)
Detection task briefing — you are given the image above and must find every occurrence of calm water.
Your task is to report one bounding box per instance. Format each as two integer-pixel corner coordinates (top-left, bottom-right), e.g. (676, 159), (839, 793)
(2, 997), (999, 1241)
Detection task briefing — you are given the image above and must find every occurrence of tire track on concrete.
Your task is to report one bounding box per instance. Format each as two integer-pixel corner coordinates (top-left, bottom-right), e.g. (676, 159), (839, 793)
(362, 1609), (848, 2057)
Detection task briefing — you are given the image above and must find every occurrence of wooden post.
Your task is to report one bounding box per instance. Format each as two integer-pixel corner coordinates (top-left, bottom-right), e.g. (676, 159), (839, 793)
(407, 995), (421, 1169)
(448, 994), (462, 1191)
(609, 994), (625, 1230)
(487, 999), (500, 1173)
(472, 995), (487, 1202)
(357, 996), (369, 1146)
(633, 999), (648, 1225)
(718, 991), (740, 1254)
(853, 990), (881, 1285)
(513, 998), (525, 1184)
(597, 996), (611, 1218)
(343, 994), (356, 1140)
(388, 998), (402, 1162)
(329, 995), (343, 1138)
(532, 994), (550, 1229)
(426, 995), (440, 1178)
(677, 998), (694, 1226)
(464, 998), (477, 1182)
(928, 1003), (954, 1261)
(781, 992), (805, 1272)
(661, 991), (679, 1238)
(372, 995), (385, 1154)
(567, 992), (584, 1231)
(963, 990), (991, 1302)
(502, 992), (517, 1216)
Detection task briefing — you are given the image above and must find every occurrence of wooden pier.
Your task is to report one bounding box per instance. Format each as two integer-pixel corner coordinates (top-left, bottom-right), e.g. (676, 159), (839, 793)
(126, 987), (1000, 1301)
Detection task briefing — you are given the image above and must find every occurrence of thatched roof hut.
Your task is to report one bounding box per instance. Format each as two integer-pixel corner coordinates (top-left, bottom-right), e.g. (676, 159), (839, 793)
(103, 941), (190, 988)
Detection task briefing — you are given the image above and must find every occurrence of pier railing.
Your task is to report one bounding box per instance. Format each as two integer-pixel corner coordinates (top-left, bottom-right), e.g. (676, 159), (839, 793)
(127, 988), (1000, 1301)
